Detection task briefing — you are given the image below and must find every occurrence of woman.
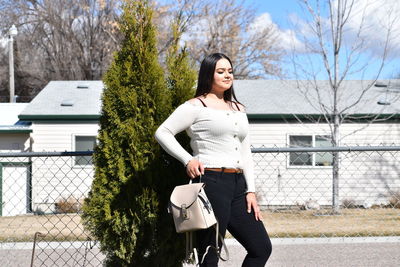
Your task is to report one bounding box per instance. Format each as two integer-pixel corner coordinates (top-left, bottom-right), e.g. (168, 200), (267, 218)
(155, 53), (272, 266)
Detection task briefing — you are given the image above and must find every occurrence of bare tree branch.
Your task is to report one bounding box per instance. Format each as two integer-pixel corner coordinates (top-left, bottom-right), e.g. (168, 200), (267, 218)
(0, 0), (122, 101)
(180, 0), (284, 78)
(289, 0), (398, 212)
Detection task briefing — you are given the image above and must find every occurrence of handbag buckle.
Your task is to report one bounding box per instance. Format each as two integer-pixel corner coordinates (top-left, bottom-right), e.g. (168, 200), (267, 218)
(181, 204), (189, 220)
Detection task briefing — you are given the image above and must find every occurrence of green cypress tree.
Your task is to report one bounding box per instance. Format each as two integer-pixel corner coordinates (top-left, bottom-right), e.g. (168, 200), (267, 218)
(82, 0), (171, 265)
(165, 19), (197, 108)
(150, 17), (198, 266)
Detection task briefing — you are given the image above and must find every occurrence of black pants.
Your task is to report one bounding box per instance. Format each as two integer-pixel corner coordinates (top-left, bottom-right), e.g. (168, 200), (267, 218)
(193, 170), (272, 267)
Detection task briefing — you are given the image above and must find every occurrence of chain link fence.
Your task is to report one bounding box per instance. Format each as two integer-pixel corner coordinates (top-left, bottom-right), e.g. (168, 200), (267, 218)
(0, 151), (103, 267)
(0, 147), (399, 266)
(252, 146), (400, 240)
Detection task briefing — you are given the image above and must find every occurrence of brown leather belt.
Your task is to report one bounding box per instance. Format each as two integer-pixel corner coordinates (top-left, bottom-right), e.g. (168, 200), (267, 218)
(205, 168), (243, 174)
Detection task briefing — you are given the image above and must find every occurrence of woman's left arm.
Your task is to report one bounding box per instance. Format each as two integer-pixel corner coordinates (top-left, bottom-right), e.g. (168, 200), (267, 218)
(240, 113), (262, 221)
(241, 133), (255, 192)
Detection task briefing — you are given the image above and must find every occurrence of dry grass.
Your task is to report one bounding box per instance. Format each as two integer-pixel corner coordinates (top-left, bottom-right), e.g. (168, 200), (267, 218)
(0, 214), (88, 242)
(0, 209), (399, 242)
(261, 208), (400, 238)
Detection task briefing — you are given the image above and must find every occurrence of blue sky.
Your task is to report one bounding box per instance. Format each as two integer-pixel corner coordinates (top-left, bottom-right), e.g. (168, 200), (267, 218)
(157, 0), (399, 80)
(247, 0), (301, 27)
(2, 0), (398, 80)
(243, 0), (399, 80)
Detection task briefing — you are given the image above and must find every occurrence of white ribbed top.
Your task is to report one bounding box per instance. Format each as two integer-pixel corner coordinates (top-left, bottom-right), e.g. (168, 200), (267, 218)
(154, 101), (255, 192)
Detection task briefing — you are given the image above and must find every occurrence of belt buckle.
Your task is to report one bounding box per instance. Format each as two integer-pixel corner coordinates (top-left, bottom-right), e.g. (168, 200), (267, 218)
(235, 168), (241, 173)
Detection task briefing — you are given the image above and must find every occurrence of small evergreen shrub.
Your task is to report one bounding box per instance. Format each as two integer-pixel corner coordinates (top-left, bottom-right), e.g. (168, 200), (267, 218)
(82, 0), (196, 266)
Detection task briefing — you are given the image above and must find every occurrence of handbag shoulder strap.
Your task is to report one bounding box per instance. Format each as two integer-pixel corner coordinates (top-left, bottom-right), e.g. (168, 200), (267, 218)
(200, 222), (229, 263)
(184, 222), (230, 265)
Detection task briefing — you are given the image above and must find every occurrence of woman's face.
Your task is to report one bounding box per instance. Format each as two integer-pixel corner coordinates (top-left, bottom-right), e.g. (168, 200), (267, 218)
(211, 58), (233, 93)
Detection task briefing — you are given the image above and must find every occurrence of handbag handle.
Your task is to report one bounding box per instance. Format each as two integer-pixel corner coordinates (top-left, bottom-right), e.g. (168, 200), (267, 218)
(188, 152), (203, 184)
(188, 174), (202, 184)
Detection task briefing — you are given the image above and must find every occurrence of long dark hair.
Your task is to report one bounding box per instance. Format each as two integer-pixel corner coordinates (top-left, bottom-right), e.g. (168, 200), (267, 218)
(195, 53), (241, 106)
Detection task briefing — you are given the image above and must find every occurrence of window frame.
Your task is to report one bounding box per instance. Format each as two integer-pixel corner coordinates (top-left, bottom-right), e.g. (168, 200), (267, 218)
(71, 134), (97, 168)
(287, 134), (333, 169)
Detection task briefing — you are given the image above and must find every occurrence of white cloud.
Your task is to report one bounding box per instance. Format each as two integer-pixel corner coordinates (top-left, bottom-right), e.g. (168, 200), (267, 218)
(183, 1), (400, 62)
(248, 12), (273, 33)
(286, 0), (400, 59)
(181, 11), (308, 54)
(277, 28), (307, 53)
(249, 12), (307, 52)
(340, 0), (400, 58)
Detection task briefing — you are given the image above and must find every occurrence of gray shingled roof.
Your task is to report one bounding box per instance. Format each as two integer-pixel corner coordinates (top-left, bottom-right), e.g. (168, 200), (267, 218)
(234, 80), (400, 115)
(19, 81), (104, 119)
(18, 79), (400, 119)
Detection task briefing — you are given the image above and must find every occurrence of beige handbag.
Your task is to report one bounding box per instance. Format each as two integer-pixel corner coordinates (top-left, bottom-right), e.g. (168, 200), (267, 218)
(169, 182), (217, 233)
(169, 180), (229, 265)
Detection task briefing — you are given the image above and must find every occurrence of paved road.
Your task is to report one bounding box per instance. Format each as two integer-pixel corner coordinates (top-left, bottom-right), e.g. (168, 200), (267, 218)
(1, 237), (399, 266)
(220, 238), (400, 267)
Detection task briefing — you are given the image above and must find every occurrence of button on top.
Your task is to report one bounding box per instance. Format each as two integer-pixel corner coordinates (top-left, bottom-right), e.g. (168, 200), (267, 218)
(235, 147), (238, 150)
(237, 160), (240, 163)
(235, 122), (238, 125)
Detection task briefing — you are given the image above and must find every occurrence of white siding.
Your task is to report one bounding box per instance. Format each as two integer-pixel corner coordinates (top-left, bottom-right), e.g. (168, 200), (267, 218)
(26, 120), (400, 211)
(31, 122), (99, 152)
(30, 122), (98, 213)
(341, 123), (400, 145)
(249, 122), (400, 207)
(249, 122), (400, 147)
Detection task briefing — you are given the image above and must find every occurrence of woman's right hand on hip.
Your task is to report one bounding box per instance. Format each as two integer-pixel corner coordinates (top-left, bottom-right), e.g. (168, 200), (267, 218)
(186, 158), (204, 178)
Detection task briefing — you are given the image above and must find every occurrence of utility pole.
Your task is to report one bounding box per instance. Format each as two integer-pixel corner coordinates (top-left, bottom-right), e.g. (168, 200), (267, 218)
(8, 25), (18, 103)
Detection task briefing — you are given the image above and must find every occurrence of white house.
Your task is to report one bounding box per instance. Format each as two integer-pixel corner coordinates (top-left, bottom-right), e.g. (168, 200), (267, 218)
(234, 80), (400, 207)
(2, 79), (400, 215)
(17, 81), (102, 214)
(19, 81), (102, 153)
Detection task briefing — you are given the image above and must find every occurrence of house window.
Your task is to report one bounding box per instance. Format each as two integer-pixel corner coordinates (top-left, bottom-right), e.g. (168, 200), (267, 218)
(315, 135), (333, 166)
(289, 135), (333, 167)
(75, 136), (96, 166)
(289, 135), (312, 166)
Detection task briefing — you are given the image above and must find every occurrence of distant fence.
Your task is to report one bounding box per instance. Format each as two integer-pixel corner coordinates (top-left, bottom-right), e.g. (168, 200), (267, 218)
(0, 151), (103, 267)
(253, 146), (400, 209)
(0, 147), (399, 266)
